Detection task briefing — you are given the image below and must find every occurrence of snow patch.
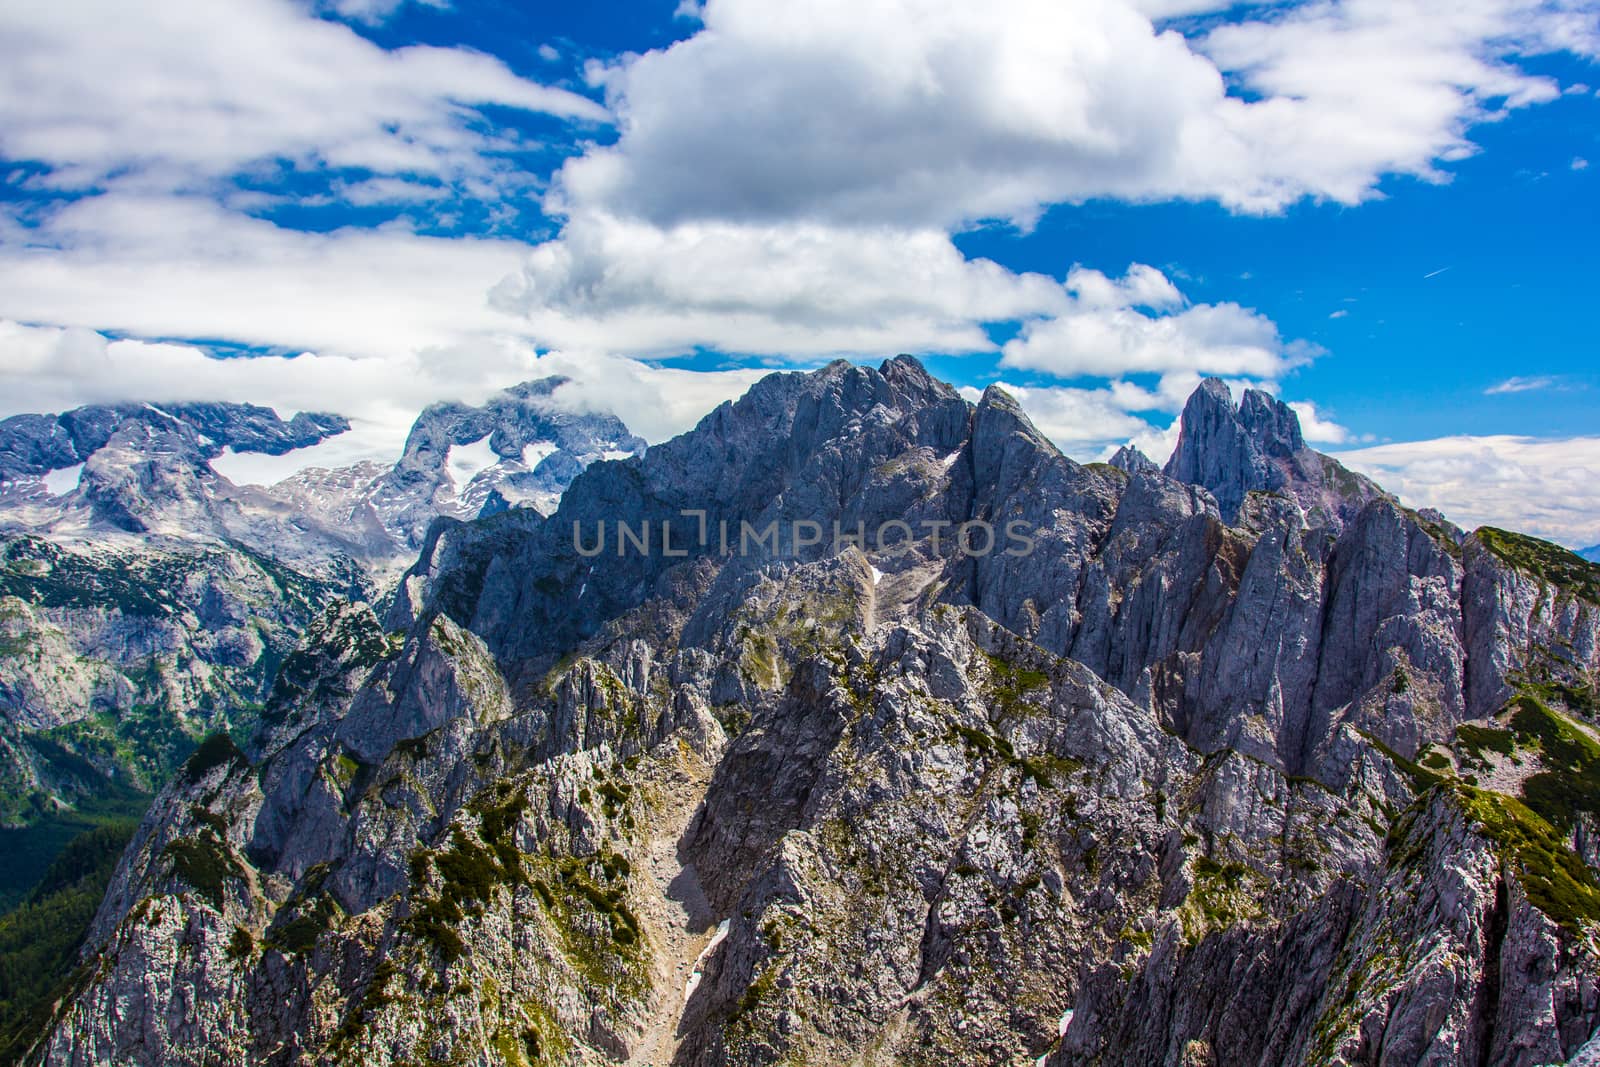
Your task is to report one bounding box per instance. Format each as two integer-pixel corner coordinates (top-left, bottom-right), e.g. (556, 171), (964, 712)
(522, 441), (557, 468)
(869, 564), (884, 585)
(603, 449), (637, 462)
(212, 446), (333, 487)
(42, 463), (83, 496)
(207, 421), (398, 486)
(941, 450), (962, 470)
(447, 435), (499, 487)
(684, 919), (731, 1002)
(1035, 1009), (1074, 1067)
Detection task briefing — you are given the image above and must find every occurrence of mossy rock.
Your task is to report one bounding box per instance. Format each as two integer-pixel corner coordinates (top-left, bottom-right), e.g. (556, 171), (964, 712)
(1456, 785), (1600, 933)
(179, 732), (246, 783)
(1504, 695), (1600, 832)
(161, 830), (243, 910)
(1477, 528), (1600, 603)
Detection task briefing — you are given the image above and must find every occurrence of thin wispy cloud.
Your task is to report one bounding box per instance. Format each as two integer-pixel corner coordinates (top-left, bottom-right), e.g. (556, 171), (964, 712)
(1422, 266), (1452, 279)
(1485, 375), (1561, 395)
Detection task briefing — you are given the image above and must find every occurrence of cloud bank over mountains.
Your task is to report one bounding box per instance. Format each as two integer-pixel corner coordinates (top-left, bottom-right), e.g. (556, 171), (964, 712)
(1338, 434), (1600, 548)
(562, 0), (1592, 226)
(0, 0), (1596, 544)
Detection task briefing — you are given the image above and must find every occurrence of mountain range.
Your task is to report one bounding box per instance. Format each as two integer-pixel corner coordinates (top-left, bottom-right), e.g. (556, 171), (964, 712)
(0, 380), (641, 910)
(6, 356), (1597, 1066)
(0, 379), (644, 571)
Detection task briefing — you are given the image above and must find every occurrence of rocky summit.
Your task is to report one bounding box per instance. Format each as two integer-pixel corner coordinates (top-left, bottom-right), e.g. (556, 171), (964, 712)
(12, 357), (1600, 1066)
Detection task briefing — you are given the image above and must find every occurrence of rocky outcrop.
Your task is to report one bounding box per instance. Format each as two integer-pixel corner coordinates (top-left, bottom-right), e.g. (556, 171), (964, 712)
(1462, 528), (1600, 717)
(1108, 444), (1159, 476)
(24, 356), (1600, 1066)
(1056, 788), (1600, 1067)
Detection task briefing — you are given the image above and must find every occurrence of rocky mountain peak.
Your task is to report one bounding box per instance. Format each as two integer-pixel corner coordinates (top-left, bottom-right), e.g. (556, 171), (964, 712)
(972, 381), (1045, 438)
(1165, 377), (1270, 516)
(1238, 386), (1306, 456)
(497, 375), (569, 401)
(370, 375), (646, 549)
(1165, 376), (1378, 528)
(1108, 443), (1159, 476)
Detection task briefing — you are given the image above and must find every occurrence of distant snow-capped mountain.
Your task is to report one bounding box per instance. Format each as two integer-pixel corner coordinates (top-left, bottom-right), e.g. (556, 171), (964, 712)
(0, 377), (644, 576)
(258, 376), (645, 559)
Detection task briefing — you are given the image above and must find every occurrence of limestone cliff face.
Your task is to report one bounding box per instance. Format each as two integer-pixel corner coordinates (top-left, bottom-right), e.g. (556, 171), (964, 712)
(28, 357), (1600, 1066)
(1057, 791), (1600, 1067)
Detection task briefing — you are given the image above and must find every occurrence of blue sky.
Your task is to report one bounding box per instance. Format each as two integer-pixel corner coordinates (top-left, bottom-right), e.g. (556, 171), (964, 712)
(1, 0), (1598, 545)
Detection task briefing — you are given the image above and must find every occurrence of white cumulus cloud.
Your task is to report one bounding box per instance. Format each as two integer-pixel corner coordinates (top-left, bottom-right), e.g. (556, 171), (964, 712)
(551, 0), (1591, 227)
(490, 213), (1070, 358)
(492, 0), (1594, 371)
(1287, 400), (1354, 444)
(0, 0), (606, 198)
(999, 266), (1316, 382)
(964, 382), (1157, 460)
(0, 195), (537, 360)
